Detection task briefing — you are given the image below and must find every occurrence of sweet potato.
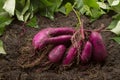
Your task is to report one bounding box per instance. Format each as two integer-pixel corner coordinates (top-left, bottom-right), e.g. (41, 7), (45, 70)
(62, 46), (77, 65)
(89, 31), (107, 62)
(48, 45), (66, 63)
(80, 41), (92, 64)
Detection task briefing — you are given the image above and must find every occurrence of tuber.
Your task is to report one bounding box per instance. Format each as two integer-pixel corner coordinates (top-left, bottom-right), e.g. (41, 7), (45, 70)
(62, 46), (77, 65)
(89, 31), (107, 62)
(48, 45), (66, 63)
(80, 41), (92, 64)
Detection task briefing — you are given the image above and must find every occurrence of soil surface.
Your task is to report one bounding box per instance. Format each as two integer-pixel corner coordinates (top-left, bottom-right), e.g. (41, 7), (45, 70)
(0, 12), (120, 80)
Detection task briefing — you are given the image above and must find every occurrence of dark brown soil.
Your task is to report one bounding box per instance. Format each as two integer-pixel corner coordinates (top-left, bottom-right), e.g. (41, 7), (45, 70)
(0, 12), (120, 80)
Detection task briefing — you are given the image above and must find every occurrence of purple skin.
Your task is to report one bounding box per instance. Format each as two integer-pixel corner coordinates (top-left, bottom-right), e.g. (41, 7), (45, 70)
(48, 45), (66, 63)
(89, 31), (107, 62)
(80, 41), (92, 64)
(48, 35), (72, 44)
(32, 27), (75, 50)
(62, 46), (77, 65)
(49, 27), (75, 36)
(32, 28), (50, 49)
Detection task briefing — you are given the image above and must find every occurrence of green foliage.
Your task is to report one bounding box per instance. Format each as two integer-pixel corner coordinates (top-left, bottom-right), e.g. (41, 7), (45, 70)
(112, 37), (120, 44)
(107, 0), (120, 44)
(108, 20), (118, 29)
(111, 21), (120, 35)
(0, 0), (13, 36)
(27, 16), (38, 28)
(16, 0), (31, 21)
(0, 40), (6, 54)
(59, 2), (73, 16)
(3, 0), (15, 16)
(38, 0), (63, 20)
(75, 0), (105, 21)
(0, 16), (13, 35)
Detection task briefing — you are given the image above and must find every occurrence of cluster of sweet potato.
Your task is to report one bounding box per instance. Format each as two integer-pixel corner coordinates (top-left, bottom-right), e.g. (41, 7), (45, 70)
(32, 26), (107, 67)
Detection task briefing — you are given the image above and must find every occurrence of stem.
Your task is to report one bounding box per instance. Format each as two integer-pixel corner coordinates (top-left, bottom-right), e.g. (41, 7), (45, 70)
(94, 24), (107, 32)
(72, 8), (85, 39)
(72, 8), (81, 26)
(80, 20), (85, 39)
(73, 8), (85, 39)
(101, 30), (111, 32)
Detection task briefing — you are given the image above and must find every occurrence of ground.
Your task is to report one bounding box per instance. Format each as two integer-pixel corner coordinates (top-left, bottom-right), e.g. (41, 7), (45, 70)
(0, 12), (120, 80)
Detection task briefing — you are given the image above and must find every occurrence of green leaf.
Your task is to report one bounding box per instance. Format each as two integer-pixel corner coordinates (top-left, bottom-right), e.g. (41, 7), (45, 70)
(65, 2), (73, 16)
(16, 0), (26, 12)
(82, 5), (92, 16)
(90, 8), (105, 19)
(58, 6), (66, 14)
(24, 12), (31, 22)
(75, 0), (83, 9)
(0, 16), (13, 35)
(58, 1), (74, 15)
(107, 0), (120, 13)
(16, 0), (30, 21)
(108, 0), (120, 6)
(111, 3), (120, 13)
(21, 0), (30, 15)
(29, 0), (39, 13)
(112, 37), (120, 44)
(0, 40), (6, 54)
(16, 10), (24, 21)
(0, 0), (6, 12)
(97, 2), (110, 9)
(83, 0), (99, 9)
(27, 16), (38, 28)
(3, 0), (15, 16)
(39, 0), (63, 20)
(108, 20), (118, 29)
(111, 20), (120, 35)
(0, 0), (13, 35)
(74, 0), (105, 21)
(112, 13), (120, 20)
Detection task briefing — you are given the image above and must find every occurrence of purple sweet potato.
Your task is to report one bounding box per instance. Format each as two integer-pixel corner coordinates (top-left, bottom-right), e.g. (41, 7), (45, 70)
(62, 46), (77, 65)
(50, 27), (75, 36)
(32, 28), (50, 49)
(48, 35), (72, 44)
(89, 31), (107, 62)
(80, 41), (92, 64)
(48, 45), (66, 63)
(32, 27), (75, 50)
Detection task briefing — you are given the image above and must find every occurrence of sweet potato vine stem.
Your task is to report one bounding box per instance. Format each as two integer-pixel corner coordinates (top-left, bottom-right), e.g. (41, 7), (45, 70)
(72, 7), (85, 39)
(72, 8), (81, 26)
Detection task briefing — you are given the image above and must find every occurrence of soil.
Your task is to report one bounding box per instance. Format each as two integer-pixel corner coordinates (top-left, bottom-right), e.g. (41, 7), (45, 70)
(0, 12), (120, 80)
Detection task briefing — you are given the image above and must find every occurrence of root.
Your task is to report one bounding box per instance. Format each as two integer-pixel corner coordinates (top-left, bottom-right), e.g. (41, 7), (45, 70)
(34, 63), (53, 73)
(94, 24), (106, 32)
(71, 30), (82, 48)
(21, 53), (46, 68)
(19, 45), (53, 69)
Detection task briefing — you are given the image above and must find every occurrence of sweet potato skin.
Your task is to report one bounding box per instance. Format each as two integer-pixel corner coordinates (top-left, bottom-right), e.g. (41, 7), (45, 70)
(32, 28), (51, 49)
(80, 41), (92, 64)
(90, 31), (107, 62)
(48, 35), (72, 44)
(48, 45), (66, 63)
(62, 46), (77, 65)
(50, 27), (75, 36)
